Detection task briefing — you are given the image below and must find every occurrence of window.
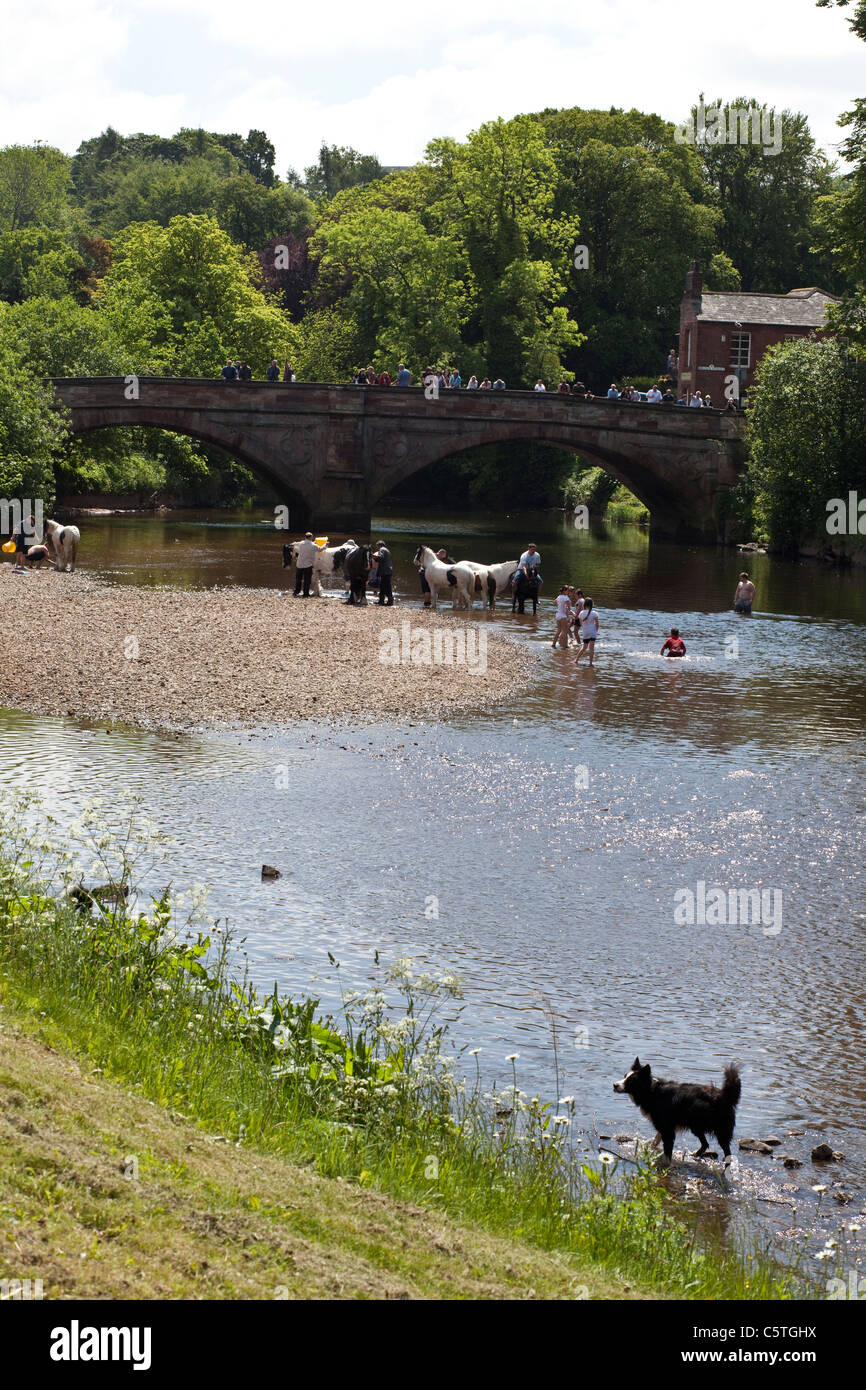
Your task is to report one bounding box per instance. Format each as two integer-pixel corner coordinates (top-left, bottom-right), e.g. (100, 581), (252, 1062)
(730, 332), (751, 368)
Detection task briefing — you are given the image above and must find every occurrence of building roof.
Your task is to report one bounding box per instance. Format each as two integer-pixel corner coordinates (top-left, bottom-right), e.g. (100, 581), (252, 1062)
(693, 288), (839, 328)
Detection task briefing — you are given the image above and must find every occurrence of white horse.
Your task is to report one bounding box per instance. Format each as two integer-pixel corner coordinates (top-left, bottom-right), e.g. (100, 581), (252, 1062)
(44, 519), (80, 572)
(462, 559), (519, 609)
(413, 545), (475, 609)
(282, 538), (356, 596)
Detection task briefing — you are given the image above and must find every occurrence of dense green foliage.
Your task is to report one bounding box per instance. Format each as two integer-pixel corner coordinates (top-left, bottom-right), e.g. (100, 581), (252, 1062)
(0, 92), (861, 516)
(733, 2), (866, 551)
(743, 338), (866, 552)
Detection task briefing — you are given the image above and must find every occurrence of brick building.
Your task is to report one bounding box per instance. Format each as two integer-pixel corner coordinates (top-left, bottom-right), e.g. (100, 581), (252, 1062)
(677, 262), (839, 405)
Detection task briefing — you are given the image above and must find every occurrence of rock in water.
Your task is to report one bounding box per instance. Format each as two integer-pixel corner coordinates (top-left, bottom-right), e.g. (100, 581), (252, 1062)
(261, 864), (282, 880)
(739, 1137), (774, 1154)
(811, 1143), (843, 1162)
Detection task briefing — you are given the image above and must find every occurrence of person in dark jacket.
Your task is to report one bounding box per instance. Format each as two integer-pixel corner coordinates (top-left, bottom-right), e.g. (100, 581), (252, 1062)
(374, 541), (393, 605)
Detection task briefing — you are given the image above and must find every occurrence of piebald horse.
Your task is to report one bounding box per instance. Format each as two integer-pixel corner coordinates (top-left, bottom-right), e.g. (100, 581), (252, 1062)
(281, 538), (356, 596)
(412, 546), (475, 610)
(44, 519), (80, 572)
(462, 559), (519, 609)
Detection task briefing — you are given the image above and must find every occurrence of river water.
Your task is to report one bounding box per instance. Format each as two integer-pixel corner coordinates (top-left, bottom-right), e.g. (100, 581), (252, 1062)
(3, 507), (865, 1269)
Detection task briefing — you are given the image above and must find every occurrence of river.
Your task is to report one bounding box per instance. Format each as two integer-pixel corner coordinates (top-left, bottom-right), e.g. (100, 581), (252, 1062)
(3, 505), (865, 1269)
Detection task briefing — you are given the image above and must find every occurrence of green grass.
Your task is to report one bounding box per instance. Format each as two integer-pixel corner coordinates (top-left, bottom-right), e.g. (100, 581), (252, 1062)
(0, 798), (813, 1300)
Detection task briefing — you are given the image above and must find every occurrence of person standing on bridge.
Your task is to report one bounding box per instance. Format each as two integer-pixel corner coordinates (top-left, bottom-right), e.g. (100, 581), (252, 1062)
(293, 532), (318, 598)
(607, 383), (620, 399)
(283, 361), (295, 382)
(221, 360), (238, 381)
(396, 363), (411, 387)
(267, 359), (280, 382)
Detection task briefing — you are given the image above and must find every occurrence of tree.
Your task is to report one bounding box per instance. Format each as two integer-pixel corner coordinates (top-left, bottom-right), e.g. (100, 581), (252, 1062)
(214, 175), (313, 250)
(310, 204), (469, 370)
(0, 317), (67, 498)
(0, 145), (70, 232)
(96, 215), (299, 376)
(694, 98), (836, 291)
(303, 144), (384, 201)
(745, 337), (866, 549)
(813, 1), (866, 345)
(425, 117), (583, 384)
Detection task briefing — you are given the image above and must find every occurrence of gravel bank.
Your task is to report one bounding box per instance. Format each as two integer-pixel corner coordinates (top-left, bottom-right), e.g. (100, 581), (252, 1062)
(0, 570), (532, 729)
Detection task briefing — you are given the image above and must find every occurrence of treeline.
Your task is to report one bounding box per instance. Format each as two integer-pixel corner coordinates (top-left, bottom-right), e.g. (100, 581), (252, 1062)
(0, 61), (864, 535)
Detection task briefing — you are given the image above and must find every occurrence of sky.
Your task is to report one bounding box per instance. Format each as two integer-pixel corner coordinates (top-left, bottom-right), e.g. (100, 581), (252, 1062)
(1, 0), (862, 173)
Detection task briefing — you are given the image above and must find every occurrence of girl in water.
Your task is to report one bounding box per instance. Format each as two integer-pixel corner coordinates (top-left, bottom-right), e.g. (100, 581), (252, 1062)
(574, 597), (599, 666)
(553, 586), (573, 649)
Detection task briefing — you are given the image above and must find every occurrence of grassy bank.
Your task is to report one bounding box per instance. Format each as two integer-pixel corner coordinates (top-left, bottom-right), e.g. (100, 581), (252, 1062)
(0, 797), (808, 1300)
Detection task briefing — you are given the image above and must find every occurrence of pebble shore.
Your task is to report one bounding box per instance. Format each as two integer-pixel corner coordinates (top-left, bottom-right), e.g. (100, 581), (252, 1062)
(1, 570), (532, 730)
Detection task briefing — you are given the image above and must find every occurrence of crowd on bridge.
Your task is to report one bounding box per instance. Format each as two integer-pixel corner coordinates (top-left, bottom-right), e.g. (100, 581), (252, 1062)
(216, 346), (742, 410)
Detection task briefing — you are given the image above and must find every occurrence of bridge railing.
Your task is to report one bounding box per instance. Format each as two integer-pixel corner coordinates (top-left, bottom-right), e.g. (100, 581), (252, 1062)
(48, 376), (739, 417)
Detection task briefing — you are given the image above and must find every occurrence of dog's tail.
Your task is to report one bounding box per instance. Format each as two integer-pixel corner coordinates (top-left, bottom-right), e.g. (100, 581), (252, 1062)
(722, 1064), (741, 1106)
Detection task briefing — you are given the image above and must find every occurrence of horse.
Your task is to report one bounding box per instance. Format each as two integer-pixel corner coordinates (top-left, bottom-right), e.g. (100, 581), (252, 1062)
(44, 519), (80, 572)
(462, 559), (519, 610)
(335, 542), (372, 605)
(511, 569), (540, 614)
(282, 538), (355, 596)
(412, 546), (475, 609)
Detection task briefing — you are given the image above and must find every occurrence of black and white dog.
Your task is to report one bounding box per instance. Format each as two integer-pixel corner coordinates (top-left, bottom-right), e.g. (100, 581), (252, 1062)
(613, 1057), (741, 1165)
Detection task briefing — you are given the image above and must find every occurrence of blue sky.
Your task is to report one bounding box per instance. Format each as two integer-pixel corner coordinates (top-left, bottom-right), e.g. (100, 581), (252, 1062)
(2, 0), (862, 172)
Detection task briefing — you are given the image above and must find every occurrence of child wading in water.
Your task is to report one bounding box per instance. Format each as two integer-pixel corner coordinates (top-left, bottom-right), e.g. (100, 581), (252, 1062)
(553, 586), (573, 648)
(574, 597), (599, 666)
(660, 627), (686, 658)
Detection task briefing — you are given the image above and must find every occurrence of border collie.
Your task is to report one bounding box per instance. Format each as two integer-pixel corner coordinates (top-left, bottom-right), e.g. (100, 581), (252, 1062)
(613, 1057), (741, 1164)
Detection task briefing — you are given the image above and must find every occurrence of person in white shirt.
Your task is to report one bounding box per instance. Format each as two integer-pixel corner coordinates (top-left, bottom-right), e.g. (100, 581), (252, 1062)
(534, 379), (546, 392)
(607, 384), (620, 399)
(646, 385), (663, 403)
(574, 597), (599, 667)
(293, 531), (318, 597)
(689, 391), (703, 408)
(513, 543), (542, 597)
(552, 586), (573, 649)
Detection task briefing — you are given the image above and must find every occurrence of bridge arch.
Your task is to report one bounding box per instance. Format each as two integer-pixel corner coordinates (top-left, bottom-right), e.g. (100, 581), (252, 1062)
(50, 379), (746, 541)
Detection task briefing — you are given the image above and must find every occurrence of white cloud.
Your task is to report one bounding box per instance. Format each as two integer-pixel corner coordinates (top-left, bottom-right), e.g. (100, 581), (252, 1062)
(0, 0), (861, 170)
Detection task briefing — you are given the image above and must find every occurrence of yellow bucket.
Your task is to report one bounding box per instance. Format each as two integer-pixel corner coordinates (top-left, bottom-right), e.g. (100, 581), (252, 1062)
(314, 536), (329, 548)
(2, 539), (16, 554)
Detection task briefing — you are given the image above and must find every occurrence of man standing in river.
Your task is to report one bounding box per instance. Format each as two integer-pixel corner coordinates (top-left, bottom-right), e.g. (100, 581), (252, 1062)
(733, 572), (755, 615)
(374, 541), (393, 605)
(293, 531), (317, 598)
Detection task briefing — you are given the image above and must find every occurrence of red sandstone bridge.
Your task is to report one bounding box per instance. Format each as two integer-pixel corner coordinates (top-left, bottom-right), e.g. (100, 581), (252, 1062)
(49, 378), (747, 541)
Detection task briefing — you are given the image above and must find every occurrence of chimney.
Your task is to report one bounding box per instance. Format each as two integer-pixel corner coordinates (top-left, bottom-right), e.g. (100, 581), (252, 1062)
(683, 260), (703, 300)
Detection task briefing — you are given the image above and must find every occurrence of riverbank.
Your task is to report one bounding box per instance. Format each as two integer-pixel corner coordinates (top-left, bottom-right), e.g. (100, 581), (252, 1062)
(0, 1003), (606, 1300)
(0, 570), (531, 730)
(0, 813), (807, 1302)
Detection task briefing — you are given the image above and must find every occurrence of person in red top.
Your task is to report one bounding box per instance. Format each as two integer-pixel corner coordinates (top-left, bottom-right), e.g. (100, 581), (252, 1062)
(660, 627), (686, 657)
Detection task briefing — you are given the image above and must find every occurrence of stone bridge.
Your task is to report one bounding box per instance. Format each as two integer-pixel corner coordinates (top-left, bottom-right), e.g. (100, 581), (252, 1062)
(49, 378), (747, 541)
